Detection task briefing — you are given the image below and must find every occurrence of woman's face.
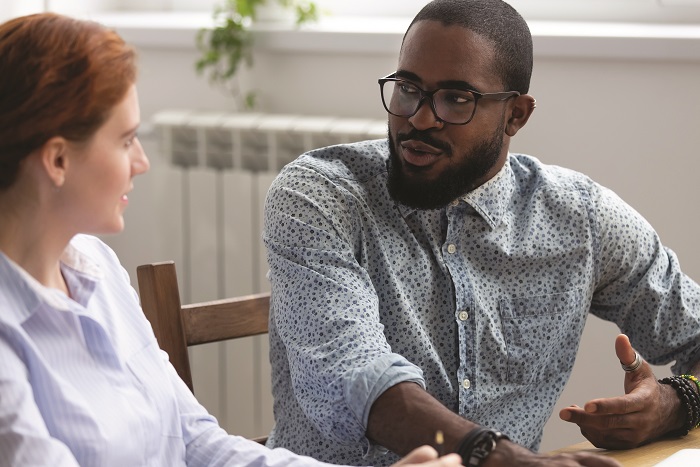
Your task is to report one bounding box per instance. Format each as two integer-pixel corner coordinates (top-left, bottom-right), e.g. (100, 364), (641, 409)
(60, 84), (149, 235)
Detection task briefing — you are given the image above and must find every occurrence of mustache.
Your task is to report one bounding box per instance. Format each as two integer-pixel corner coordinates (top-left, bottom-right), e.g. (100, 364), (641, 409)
(396, 129), (451, 154)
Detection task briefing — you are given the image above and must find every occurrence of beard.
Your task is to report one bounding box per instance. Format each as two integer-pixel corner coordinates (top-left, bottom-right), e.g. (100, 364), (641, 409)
(386, 121), (505, 210)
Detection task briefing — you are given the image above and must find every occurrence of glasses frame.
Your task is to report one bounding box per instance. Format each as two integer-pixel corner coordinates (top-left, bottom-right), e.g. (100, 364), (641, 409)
(378, 72), (520, 125)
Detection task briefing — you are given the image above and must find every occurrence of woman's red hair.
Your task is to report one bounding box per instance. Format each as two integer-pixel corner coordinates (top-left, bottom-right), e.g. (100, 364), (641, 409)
(0, 13), (136, 189)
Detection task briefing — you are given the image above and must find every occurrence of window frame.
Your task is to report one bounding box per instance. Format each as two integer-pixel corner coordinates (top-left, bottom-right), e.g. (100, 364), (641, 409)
(36, 0), (700, 24)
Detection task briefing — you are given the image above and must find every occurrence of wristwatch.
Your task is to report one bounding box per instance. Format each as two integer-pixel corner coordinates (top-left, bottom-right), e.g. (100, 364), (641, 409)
(464, 429), (510, 466)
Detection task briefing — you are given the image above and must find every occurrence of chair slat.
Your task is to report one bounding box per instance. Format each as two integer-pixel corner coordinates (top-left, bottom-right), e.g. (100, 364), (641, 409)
(183, 293), (270, 345)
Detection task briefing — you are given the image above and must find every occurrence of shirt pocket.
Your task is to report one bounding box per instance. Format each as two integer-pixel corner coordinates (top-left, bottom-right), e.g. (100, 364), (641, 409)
(498, 289), (587, 385)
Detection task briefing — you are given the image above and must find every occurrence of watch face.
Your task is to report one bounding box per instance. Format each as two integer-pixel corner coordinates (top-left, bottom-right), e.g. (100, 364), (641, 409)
(466, 431), (508, 466)
(468, 439), (496, 465)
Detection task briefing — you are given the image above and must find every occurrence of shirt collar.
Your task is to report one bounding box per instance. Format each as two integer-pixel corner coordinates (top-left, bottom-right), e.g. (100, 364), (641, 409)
(0, 238), (103, 323)
(60, 239), (103, 307)
(461, 158), (515, 230)
(396, 155), (516, 229)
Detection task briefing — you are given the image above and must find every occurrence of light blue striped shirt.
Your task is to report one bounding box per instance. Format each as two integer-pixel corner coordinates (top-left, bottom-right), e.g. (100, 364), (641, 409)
(0, 234), (338, 467)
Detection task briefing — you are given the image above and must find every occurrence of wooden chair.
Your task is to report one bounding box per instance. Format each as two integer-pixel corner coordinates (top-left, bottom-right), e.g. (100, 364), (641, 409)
(136, 260), (270, 444)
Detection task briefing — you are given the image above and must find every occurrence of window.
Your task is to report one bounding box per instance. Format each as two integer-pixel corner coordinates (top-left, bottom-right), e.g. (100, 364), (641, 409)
(5, 0), (700, 23)
(4, 0), (700, 27)
(311, 0), (700, 23)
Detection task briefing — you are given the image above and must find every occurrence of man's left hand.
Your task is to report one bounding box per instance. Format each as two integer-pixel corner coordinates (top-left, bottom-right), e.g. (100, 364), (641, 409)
(558, 334), (683, 449)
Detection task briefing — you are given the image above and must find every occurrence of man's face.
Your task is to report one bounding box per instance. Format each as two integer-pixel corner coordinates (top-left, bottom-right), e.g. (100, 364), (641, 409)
(387, 20), (513, 209)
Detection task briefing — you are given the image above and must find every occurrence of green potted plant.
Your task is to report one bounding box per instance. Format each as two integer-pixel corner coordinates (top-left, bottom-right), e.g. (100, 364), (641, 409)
(196, 0), (318, 109)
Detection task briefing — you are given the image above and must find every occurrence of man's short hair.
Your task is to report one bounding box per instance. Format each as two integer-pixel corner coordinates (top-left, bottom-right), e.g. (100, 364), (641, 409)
(404, 0), (533, 94)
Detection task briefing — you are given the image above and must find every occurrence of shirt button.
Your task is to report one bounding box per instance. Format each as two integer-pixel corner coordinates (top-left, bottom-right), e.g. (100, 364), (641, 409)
(450, 199), (459, 207)
(458, 310), (469, 321)
(462, 379), (471, 389)
(447, 244), (457, 254)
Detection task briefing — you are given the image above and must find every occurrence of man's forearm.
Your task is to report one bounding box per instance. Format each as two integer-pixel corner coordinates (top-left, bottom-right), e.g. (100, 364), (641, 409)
(366, 381), (477, 456)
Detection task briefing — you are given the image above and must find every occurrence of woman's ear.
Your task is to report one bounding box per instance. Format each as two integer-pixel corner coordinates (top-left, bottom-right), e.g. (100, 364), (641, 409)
(505, 94), (536, 137)
(39, 136), (69, 188)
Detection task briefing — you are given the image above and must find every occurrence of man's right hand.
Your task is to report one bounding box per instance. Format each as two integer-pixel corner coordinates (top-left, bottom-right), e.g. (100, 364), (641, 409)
(369, 382), (622, 466)
(483, 439), (621, 466)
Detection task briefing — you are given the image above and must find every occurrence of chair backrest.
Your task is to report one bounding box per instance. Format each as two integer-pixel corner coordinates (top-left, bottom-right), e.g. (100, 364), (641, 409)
(136, 261), (270, 443)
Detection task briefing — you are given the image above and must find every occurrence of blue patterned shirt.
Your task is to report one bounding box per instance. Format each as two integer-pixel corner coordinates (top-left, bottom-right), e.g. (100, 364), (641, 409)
(263, 139), (700, 465)
(0, 235), (350, 467)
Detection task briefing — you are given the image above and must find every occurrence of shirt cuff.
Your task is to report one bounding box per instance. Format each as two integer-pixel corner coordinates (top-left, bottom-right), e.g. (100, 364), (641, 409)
(342, 353), (425, 455)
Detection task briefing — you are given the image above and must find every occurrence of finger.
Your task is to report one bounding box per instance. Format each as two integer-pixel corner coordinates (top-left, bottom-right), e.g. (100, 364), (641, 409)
(571, 452), (624, 467)
(549, 452), (623, 467)
(562, 407), (636, 430)
(615, 334), (638, 369)
(615, 334), (657, 396)
(396, 445), (438, 464)
(562, 388), (647, 417)
(559, 405), (585, 422)
(431, 454), (462, 466)
(393, 448), (461, 467)
(563, 404), (650, 435)
(584, 393), (647, 415)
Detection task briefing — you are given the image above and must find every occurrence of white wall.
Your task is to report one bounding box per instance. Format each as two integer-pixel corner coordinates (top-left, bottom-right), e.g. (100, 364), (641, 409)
(4, 4), (699, 452)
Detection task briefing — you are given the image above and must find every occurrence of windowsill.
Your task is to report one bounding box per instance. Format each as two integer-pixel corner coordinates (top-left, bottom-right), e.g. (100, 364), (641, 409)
(92, 11), (700, 61)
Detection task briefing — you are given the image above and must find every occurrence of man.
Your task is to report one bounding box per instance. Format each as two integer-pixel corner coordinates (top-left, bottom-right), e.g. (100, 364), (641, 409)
(262, 1), (700, 465)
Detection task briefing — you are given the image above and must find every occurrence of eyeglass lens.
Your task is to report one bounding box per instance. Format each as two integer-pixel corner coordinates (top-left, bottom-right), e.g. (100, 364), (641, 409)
(382, 80), (477, 124)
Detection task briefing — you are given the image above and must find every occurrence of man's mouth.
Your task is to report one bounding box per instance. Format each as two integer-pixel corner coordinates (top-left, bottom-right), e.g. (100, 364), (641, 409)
(400, 141), (442, 168)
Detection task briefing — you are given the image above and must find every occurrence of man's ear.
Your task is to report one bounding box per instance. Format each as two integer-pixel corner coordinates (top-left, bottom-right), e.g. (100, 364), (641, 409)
(505, 94), (536, 137)
(39, 136), (69, 188)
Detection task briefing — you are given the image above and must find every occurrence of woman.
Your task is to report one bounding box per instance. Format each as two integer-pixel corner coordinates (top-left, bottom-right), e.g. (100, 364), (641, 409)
(0, 13), (460, 467)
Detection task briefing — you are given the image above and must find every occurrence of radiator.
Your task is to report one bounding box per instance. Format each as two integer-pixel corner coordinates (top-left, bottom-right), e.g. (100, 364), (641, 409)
(152, 110), (386, 438)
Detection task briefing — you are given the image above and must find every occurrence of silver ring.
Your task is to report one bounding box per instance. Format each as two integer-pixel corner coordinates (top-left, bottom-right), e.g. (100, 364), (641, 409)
(621, 351), (642, 372)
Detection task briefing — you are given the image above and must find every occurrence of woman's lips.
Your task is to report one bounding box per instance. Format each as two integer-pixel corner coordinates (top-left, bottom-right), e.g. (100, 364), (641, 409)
(120, 193), (129, 204)
(121, 185), (133, 204)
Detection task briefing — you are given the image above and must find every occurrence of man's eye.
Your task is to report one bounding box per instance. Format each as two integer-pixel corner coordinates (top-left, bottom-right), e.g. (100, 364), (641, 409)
(398, 83), (419, 94)
(443, 91), (474, 105)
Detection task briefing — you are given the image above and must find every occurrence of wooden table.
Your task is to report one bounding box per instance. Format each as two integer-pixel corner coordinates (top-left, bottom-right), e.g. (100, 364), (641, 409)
(549, 430), (700, 466)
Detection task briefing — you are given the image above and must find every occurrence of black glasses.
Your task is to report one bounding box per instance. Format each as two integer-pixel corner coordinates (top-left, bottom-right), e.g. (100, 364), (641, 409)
(378, 73), (520, 125)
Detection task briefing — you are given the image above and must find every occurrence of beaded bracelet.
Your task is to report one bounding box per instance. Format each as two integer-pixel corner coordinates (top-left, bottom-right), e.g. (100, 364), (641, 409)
(673, 376), (700, 433)
(682, 374), (700, 429)
(684, 376), (700, 429)
(682, 374), (700, 394)
(678, 376), (700, 430)
(659, 375), (700, 434)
